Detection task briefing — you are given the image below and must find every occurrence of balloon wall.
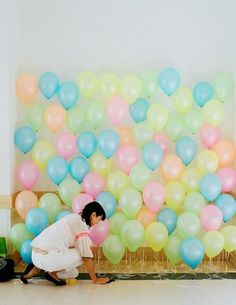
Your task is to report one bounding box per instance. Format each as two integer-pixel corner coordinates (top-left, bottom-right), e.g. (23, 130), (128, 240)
(10, 69), (236, 270)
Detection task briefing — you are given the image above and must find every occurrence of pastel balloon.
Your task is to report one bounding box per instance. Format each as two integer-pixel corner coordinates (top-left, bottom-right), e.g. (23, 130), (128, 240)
(77, 71), (97, 99)
(109, 212), (128, 235)
(14, 126), (36, 154)
(119, 188), (142, 218)
(215, 194), (236, 222)
(143, 182), (165, 213)
(96, 192), (117, 218)
(184, 108), (204, 134)
(200, 124), (220, 149)
(98, 129), (120, 159)
(121, 220), (145, 252)
(69, 157), (89, 183)
(133, 122), (154, 147)
(152, 132), (170, 154)
(102, 235), (125, 265)
(199, 173), (222, 201)
(39, 193), (61, 223)
(89, 219), (109, 246)
(67, 106), (86, 134)
(165, 181), (185, 210)
(177, 212), (201, 239)
(20, 240), (32, 264)
(140, 70), (158, 98)
(193, 81), (213, 107)
(57, 82), (79, 109)
(44, 103), (66, 132)
(15, 190), (38, 220)
(136, 208), (155, 228)
(115, 145), (139, 174)
(46, 157), (68, 185)
(159, 68), (181, 96)
(32, 140), (55, 170)
(217, 167), (236, 192)
(129, 98), (149, 123)
(145, 222), (168, 252)
(90, 152), (111, 178)
(77, 131), (97, 158)
(147, 104), (169, 131)
(58, 178), (81, 207)
(26, 208), (49, 236)
(160, 154), (184, 181)
(54, 210), (72, 222)
(202, 231), (224, 258)
(120, 75), (142, 103)
(117, 126), (133, 145)
(172, 86), (193, 114)
(164, 235), (181, 264)
(200, 205), (223, 231)
(39, 72), (60, 99)
(180, 237), (204, 269)
(26, 103), (45, 132)
(16, 74), (38, 104)
(72, 193), (93, 214)
(213, 72), (234, 101)
(180, 167), (201, 192)
(197, 149), (218, 174)
(183, 191), (206, 215)
(17, 160), (40, 189)
(203, 99), (224, 126)
(130, 164), (152, 191)
(157, 208), (177, 234)
(82, 172), (105, 199)
(87, 102), (105, 129)
(165, 114), (184, 142)
(221, 225), (236, 252)
(142, 143), (163, 170)
(107, 171), (129, 199)
(9, 223), (33, 252)
(175, 136), (197, 165)
(99, 73), (120, 99)
(56, 132), (76, 160)
(214, 140), (235, 167)
(107, 96), (128, 125)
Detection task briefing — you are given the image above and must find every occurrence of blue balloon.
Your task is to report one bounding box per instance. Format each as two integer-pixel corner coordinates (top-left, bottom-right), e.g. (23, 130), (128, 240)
(96, 192), (117, 218)
(39, 72), (60, 99)
(77, 131), (97, 158)
(14, 126), (36, 154)
(199, 174), (222, 202)
(129, 98), (149, 123)
(180, 237), (204, 269)
(159, 68), (181, 96)
(193, 82), (213, 107)
(98, 129), (120, 159)
(69, 157), (89, 183)
(54, 210), (72, 222)
(47, 157), (68, 185)
(157, 208), (178, 234)
(215, 194), (236, 222)
(26, 208), (49, 236)
(175, 136), (197, 165)
(142, 143), (163, 170)
(20, 240), (32, 264)
(57, 82), (79, 109)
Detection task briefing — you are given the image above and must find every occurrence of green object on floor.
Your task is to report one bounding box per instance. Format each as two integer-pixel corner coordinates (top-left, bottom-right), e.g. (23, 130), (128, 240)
(0, 237), (7, 258)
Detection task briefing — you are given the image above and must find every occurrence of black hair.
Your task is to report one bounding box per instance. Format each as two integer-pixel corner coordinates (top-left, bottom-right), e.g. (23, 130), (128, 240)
(80, 201), (106, 226)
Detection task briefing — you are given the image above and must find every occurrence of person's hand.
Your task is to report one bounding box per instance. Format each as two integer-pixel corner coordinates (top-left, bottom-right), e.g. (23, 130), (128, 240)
(93, 277), (110, 284)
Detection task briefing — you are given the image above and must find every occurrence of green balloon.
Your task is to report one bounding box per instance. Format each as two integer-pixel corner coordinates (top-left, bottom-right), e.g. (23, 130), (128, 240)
(130, 164), (152, 191)
(141, 70), (158, 98)
(27, 103), (45, 131)
(164, 235), (182, 264)
(67, 106), (86, 134)
(87, 102), (105, 129)
(184, 108), (204, 134)
(102, 235), (125, 265)
(214, 73), (234, 101)
(121, 220), (145, 252)
(109, 212), (128, 235)
(165, 114), (184, 142)
(183, 191), (206, 215)
(9, 223), (34, 251)
(39, 193), (61, 223)
(58, 178), (81, 207)
(177, 212), (201, 239)
(119, 188), (142, 218)
(133, 122), (154, 147)
(203, 99), (224, 126)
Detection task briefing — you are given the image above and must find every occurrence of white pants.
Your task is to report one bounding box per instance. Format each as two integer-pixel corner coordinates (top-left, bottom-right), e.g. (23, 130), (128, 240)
(32, 248), (83, 279)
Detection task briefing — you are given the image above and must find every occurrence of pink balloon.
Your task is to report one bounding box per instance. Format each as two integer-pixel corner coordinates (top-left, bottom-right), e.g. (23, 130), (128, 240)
(17, 160), (40, 189)
(200, 205), (223, 231)
(153, 132), (170, 154)
(115, 144), (139, 174)
(217, 167), (236, 192)
(56, 132), (76, 159)
(82, 172), (105, 199)
(200, 124), (221, 149)
(143, 182), (165, 212)
(107, 96), (128, 125)
(89, 219), (109, 246)
(72, 193), (94, 214)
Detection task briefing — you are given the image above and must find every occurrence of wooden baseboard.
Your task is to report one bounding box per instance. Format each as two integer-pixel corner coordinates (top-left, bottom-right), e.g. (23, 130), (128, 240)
(0, 194), (12, 209)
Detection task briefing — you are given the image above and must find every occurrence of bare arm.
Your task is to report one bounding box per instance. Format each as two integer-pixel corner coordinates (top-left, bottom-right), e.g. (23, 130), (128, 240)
(82, 257), (110, 284)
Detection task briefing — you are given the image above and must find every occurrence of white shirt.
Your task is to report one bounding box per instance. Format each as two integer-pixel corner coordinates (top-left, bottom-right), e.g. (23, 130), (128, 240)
(31, 214), (93, 258)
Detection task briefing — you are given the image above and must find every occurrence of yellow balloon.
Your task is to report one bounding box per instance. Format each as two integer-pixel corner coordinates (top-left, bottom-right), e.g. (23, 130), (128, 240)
(145, 222), (168, 252)
(147, 103), (169, 131)
(172, 86), (193, 114)
(87, 102), (105, 129)
(203, 99), (224, 126)
(32, 140), (55, 170)
(77, 71), (98, 99)
(140, 70), (158, 98)
(120, 75), (142, 103)
(180, 167), (201, 192)
(90, 152), (111, 178)
(221, 225), (236, 252)
(99, 73), (120, 99)
(107, 171), (129, 199)
(165, 181), (185, 210)
(197, 149), (218, 174)
(202, 231), (224, 258)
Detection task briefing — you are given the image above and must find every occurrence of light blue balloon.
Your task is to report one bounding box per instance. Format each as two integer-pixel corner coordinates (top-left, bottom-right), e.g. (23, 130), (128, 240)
(199, 174), (222, 202)
(57, 82), (79, 109)
(14, 126), (36, 154)
(157, 208), (178, 235)
(26, 208), (49, 236)
(142, 143), (163, 170)
(129, 98), (149, 123)
(96, 192), (117, 218)
(69, 157), (89, 183)
(98, 129), (120, 159)
(193, 82), (213, 107)
(77, 131), (97, 158)
(159, 68), (181, 96)
(175, 136), (197, 165)
(54, 210), (72, 222)
(20, 240), (32, 264)
(47, 157), (68, 185)
(215, 194), (236, 222)
(180, 237), (204, 269)
(39, 72), (60, 99)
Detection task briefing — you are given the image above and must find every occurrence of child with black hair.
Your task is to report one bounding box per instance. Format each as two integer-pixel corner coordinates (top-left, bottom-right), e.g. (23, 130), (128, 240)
(21, 201), (110, 285)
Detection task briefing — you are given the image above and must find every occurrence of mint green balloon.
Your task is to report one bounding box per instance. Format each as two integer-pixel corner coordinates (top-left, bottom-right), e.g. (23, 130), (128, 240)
(141, 70), (158, 98)
(87, 102), (105, 129)
(183, 191), (206, 215)
(121, 220), (145, 252)
(9, 223), (34, 251)
(27, 103), (45, 131)
(39, 193), (61, 223)
(164, 235), (182, 264)
(109, 212), (128, 235)
(119, 188), (142, 218)
(102, 235), (125, 265)
(67, 106), (86, 134)
(147, 104), (169, 131)
(177, 212), (201, 239)
(130, 164), (153, 191)
(214, 73), (234, 102)
(172, 86), (193, 114)
(184, 108), (204, 134)
(165, 114), (184, 142)
(133, 122), (154, 147)
(59, 178), (81, 207)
